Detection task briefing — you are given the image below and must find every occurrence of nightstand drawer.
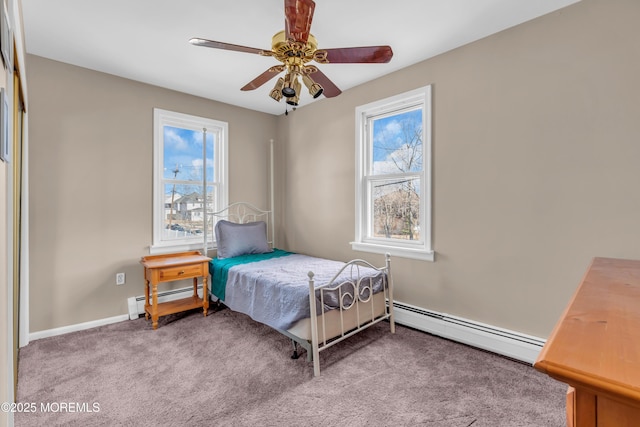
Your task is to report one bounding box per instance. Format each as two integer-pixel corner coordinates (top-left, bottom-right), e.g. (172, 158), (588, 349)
(158, 264), (203, 281)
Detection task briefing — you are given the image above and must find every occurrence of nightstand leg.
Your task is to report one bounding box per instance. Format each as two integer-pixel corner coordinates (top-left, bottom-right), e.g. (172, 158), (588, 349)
(203, 275), (209, 317)
(144, 278), (150, 320)
(152, 282), (159, 330)
(193, 277), (198, 297)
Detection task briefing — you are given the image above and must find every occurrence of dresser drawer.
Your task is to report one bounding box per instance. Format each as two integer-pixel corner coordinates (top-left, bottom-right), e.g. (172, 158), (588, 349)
(158, 264), (204, 281)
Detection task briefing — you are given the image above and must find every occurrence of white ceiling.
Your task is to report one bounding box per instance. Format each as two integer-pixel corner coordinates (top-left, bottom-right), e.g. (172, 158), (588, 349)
(21, 0), (580, 116)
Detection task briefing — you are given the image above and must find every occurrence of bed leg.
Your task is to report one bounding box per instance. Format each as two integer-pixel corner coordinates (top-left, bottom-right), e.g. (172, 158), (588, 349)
(308, 271), (321, 377)
(386, 253), (396, 334)
(291, 339), (300, 360)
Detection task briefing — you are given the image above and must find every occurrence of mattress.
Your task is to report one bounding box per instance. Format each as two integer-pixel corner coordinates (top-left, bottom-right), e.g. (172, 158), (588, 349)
(286, 291), (387, 342)
(210, 250), (386, 332)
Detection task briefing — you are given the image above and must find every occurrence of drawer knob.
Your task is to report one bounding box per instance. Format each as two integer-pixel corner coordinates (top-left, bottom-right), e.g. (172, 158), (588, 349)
(178, 270), (185, 275)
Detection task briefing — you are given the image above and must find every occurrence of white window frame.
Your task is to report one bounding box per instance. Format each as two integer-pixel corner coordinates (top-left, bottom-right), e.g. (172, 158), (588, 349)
(151, 108), (228, 254)
(352, 86), (434, 261)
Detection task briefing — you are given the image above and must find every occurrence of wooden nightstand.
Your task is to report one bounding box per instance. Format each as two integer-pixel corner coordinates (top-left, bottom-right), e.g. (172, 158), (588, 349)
(140, 251), (211, 329)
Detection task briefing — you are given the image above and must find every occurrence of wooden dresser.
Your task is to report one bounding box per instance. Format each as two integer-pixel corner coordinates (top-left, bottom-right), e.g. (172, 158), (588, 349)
(140, 251), (211, 329)
(534, 257), (640, 427)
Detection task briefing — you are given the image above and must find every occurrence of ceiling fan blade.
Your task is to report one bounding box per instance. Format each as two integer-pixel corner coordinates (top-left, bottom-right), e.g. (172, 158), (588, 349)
(241, 66), (285, 91)
(189, 37), (265, 55)
(307, 67), (341, 98)
(284, 0), (315, 44)
(315, 46), (393, 64)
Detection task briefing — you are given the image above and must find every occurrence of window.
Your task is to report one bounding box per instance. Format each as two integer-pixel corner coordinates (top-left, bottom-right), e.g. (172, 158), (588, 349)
(152, 109), (228, 253)
(352, 86), (433, 261)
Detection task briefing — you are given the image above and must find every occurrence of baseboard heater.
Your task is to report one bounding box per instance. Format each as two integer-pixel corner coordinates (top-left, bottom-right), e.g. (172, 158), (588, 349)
(392, 301), (545, 365)
(127, 285), (205, 320)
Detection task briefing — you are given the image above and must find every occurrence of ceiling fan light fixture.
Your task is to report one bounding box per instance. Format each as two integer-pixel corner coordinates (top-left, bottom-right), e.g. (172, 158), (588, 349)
(282, 68), (299, 98)
(286, 78), (302, 106)
(302, 73), (323, 99)
(282, 85), (296, 98)
(269, 77), (285, 102)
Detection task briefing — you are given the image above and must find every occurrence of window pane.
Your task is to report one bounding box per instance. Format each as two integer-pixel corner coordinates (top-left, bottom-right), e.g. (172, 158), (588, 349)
(163, 126), (214, 183)
(371, 109), (423, 175)
(371, 177), (421, 241)
(162, 183), (215, 241)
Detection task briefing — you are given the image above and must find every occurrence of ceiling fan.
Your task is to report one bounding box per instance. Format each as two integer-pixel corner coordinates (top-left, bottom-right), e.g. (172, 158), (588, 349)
(189, 0), (393, 107)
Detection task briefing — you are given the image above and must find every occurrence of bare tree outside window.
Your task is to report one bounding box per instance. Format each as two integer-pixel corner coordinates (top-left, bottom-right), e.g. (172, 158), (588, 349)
(371, 109), (423, 241)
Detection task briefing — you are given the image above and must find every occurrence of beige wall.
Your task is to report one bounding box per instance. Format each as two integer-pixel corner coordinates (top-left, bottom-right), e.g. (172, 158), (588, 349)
(26, 55), (278, 332)
(24, 0), (640, 341)
(280, 0), (640, 338)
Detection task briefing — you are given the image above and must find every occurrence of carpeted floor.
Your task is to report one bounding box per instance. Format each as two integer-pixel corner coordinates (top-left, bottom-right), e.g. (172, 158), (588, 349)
(15, 306), (566, 426)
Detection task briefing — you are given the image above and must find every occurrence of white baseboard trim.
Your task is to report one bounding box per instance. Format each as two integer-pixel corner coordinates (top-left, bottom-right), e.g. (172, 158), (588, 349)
(29, 314), (130, 341)
(27, 286), (206, 341)
(29, 286), (208, 342)
(127, 285), (205, 320)
(393, 301), (545, 365)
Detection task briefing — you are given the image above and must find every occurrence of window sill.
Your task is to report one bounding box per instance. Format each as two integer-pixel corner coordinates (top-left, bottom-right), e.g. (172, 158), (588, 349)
(351, 242), (435, 262)
(149, 242), (215, 256)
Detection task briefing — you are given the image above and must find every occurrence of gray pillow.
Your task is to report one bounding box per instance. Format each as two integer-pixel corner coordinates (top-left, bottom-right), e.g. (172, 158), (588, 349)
(214, 220), (272, 259)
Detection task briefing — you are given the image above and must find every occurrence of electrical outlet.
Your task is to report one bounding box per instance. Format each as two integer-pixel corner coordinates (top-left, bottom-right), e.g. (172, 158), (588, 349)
(116, 272), (125, 285)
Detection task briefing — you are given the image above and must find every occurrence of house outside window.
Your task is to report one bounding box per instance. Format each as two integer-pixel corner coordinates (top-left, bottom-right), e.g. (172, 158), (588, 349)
(352, 86), (433, 261)
(152, 108), (228, 254)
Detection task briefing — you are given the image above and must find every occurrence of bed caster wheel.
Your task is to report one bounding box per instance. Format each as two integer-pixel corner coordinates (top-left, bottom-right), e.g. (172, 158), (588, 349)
(291, 351), (300, 360)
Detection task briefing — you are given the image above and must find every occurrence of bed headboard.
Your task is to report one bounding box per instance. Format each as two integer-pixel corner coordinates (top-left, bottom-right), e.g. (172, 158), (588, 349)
(209, 202), (274, 248)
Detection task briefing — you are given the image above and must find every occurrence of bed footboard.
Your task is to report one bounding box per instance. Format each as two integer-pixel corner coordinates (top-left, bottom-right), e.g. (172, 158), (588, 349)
(308, 253), (395, 376)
